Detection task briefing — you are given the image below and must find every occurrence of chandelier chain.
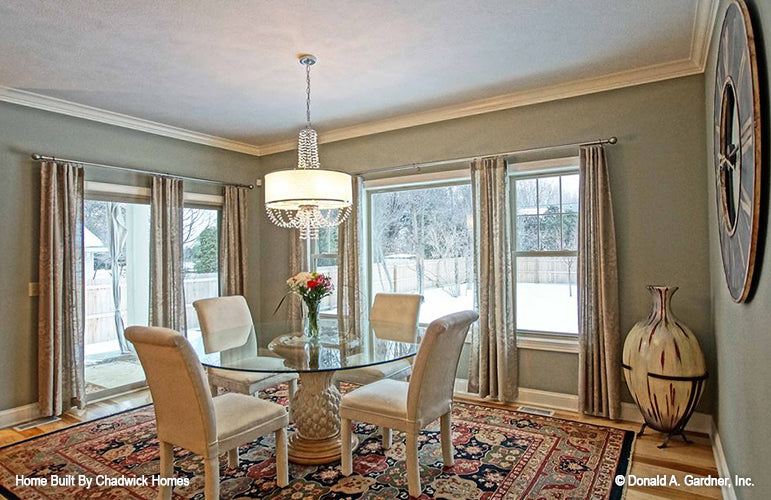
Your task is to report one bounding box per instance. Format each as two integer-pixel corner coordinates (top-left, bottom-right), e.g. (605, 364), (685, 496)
(305, 62), (312, 127)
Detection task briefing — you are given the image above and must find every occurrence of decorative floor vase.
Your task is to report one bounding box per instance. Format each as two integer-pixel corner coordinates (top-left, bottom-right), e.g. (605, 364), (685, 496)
(622, 286), (707, 448)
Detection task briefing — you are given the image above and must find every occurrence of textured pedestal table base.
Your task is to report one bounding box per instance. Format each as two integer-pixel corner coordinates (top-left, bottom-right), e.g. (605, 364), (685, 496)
(289, 370), (358, 464)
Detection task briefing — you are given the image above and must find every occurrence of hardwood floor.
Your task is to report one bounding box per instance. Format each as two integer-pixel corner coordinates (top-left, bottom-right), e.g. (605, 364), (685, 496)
(1, 390), (720, 499)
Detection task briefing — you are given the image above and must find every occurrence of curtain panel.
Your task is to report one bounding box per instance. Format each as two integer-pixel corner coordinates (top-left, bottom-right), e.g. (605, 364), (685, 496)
(220, 185), (249, 296)
(150, 176), (186, 332)
(38, 161), (86, 417)
(578, 145), (621, 419)
(468, 156), (518, 403)
(288, 229), (307, 331)
(337, 176), (365, 341)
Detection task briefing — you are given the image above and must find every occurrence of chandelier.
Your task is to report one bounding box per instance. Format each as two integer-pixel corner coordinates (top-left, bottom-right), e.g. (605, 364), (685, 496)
(264, 55), (353, 239)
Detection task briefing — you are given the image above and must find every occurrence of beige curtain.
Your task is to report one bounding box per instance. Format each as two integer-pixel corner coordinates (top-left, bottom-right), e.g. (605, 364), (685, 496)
(150, 176), (186, 332)
(578, 145), (621, 419)
(288, 229), (307, 331)
(337, 176), (365, 341)
(38, 161), (86, 417)
(468, 156), (517, 403)
(220, 186), (249, 296)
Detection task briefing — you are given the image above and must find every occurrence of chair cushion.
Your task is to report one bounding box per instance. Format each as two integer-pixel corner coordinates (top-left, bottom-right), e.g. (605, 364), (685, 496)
(213, 393), (287, 442)
(340, 379), (409, 420)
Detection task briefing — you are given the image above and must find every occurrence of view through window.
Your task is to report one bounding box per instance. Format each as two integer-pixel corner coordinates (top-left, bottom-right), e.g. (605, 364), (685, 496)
(312, 227), (339, 315)
(369, 182), (473, 325)
(513, 171), (579, 334)
(84, 199), (149, 398)
(183, 207), (220, 338)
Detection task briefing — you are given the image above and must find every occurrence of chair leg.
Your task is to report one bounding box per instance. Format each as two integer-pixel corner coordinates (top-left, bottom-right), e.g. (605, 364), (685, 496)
(275, 428), (289, 488)
(203, 456), (219, 500)
(157, 441), (174, 500)
(440, 411), (454, 466)
(382, 427), (392, 450)
(406, 431), (421, 497)
(287, 378), (297, 402)
(227, 447), (239, 469)
(341, 418), (353, 476)
(209, 383), (218, 397)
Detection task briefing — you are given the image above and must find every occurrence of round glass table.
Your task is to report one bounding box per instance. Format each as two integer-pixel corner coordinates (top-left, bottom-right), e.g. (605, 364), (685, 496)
(189, 318), (420, 464)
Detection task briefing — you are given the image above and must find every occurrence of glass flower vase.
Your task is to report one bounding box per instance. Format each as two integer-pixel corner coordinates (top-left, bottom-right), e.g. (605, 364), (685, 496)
(302, 299), (321, 343)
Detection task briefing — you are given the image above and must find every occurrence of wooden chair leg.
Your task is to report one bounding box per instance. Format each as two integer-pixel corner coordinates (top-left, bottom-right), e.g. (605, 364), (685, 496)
(406, 431), (421, 497)
(440, 411), (454, 466)
(275, 428), (289, 487)
(203, 456), (220, 500)
(341, 418), (353, 476)
(157, 441), (174, 500)
(382, 427), (392, 449)
(227, 448), (239, 469)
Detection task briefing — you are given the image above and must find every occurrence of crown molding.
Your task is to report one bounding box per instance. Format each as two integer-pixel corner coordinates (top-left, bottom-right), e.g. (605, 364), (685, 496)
(259, 57), (704, 155)
(690, 0), (720, 71)
(1, 0), (718, 159)
(0, 86), (264, 157)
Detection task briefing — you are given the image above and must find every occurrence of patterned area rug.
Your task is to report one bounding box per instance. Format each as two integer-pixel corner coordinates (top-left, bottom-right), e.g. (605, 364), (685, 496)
(0, 384), (633, 499)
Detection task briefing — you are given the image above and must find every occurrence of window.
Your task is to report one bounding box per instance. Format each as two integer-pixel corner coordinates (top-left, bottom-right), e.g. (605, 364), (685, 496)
(368, 178), (473, 325)
(183, 207), (220, 336)
(311, 226), (338, 315)
(511, 159), (579, 335)
(84, 199), (150, 398)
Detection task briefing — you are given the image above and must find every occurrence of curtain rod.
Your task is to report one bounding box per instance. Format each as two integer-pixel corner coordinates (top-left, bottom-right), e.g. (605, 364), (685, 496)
(30, 154), (256, 190)
(357, 136), (617, 177)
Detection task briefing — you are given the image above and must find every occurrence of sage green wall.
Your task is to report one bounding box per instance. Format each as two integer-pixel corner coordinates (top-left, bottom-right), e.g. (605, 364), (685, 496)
(706, 1), (771, 498)
(0, 101), (262, 412)
(259, 75), (711, 403)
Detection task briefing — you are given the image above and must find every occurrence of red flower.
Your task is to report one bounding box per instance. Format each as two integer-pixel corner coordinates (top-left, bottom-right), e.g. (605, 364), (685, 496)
(307, 279), (319, 290)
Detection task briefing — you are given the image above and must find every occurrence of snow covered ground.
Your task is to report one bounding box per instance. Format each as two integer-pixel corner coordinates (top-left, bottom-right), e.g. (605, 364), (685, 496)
(419, 282), (577, 334)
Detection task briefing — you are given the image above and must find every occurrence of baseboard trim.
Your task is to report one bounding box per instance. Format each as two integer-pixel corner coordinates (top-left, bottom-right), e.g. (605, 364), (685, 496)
(0, 403), (40, 429)
(710, 419), (736, 500)
(453, 379), (711, 433)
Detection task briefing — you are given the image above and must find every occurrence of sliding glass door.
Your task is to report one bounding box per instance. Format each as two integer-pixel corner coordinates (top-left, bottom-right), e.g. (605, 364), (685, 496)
(84, 199), (150, 400)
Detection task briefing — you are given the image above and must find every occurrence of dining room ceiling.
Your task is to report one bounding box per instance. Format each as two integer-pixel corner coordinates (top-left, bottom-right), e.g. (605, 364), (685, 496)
(0, 0), (715, 154)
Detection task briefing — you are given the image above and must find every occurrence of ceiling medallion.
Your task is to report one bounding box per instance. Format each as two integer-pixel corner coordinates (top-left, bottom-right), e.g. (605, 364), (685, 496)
(264, 55), (353, 239)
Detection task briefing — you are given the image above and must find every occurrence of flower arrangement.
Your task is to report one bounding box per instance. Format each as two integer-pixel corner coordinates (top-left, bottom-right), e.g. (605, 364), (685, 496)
(284, 271), (333, 340)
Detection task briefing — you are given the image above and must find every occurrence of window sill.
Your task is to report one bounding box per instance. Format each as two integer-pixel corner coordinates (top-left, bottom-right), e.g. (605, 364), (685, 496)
(462, 332), (579, 353)
(516, 333), (579, 353)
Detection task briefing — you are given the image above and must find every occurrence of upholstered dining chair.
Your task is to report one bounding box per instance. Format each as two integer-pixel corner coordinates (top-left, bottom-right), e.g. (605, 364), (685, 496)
(193, 296), (298, 408)
(334, 293), (422, 386)
(126, 326), (289, 500)
(339, 310), (478, 497)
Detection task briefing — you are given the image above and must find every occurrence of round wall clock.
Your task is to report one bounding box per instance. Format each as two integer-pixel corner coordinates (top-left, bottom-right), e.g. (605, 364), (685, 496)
(714, 0), (762, 303)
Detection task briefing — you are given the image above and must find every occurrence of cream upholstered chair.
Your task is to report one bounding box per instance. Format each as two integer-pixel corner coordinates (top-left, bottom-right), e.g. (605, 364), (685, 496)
(334, 293), (422, 386)
(126, 326), (289, 500)
(193, 296), (298, 406)
(340, 310), (478, 497)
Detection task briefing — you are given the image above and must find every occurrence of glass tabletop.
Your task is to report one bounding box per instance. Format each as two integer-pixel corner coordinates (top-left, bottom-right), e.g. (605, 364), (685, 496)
(188, 318), (420, 373)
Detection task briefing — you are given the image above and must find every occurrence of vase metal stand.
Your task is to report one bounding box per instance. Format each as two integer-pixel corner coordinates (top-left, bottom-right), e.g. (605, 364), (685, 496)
(629, 371), (708, 449)
(637, 423), (694, 449)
